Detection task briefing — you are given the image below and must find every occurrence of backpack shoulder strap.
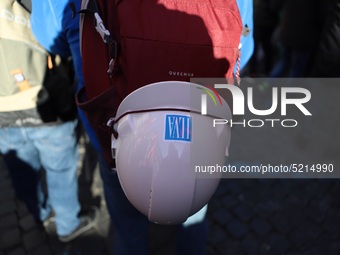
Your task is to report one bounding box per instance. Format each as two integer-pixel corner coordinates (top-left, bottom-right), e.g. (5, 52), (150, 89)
(77, 0), (119, 76)
(16, 0), (32, 12)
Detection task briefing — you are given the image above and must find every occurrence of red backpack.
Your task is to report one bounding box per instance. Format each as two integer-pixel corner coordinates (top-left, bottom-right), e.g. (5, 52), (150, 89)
(76, 0), (242, 167)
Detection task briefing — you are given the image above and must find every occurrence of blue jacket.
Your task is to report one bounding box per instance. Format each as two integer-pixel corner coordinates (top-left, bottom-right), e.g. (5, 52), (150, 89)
(31, 0), (102, 152)
(236, 0), (254, 71)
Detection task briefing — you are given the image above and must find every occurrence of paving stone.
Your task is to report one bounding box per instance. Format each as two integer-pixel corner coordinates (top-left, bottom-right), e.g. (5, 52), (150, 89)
(286, 252), (300, 255)
(0, 179), (12, 191)
(27, 243), (53, 255)
(258, 242), (272, 255)
(270, 181), (292, 200)
(289, 227), (312, 250)
(0, 200), (16, 216)
(0, 214), (18, 231)
(256, 179), (275, 189)
(0, 166), (8, 176)
(19, 214), (37, 231)
(214, 184), (228, 198)
(0, 189), (15, 202)
(323, 215), (339, 235)
(208, 227), (227, 247)
(268, 234), (291, 253)
(206, 246), (218, 255)
(315, 197), (332, 213)
(211, 208), (233, 226)
(240, 189), (259, 205)
(305, 204), (327, 223)
(254, 202), (277, 218)
(237, 193), (246, 202)
(241, 235), (260, 255)
(217, 240), (244, 255)
(269, 213), (292, 233)
(221, 194), (239, 208)
(304, 181), (321, 198)
(250, 218), (272, 237)
(314, 236), (336, 255)
(301, 247), (322, 255)
(6, 247), (26, 255)
(314, 180), (334, 193)
(286, 194), (308, 209)
(208, 199), (222, 212)
(225, 180), (244, 194)
(329, 242), (340, 255)
(282, 208), (302, 224)
(232, 204), (253, 222)
(15, 201), (29, 218)
(330, 182), (340, 195)
(0, 161), (9, 179)
(299, 219), (322, 240)
(241, 179), (261, 190)
(0, 228), (21, 251)
(226, 219), (248, 239)
(22, 229), (46, 251)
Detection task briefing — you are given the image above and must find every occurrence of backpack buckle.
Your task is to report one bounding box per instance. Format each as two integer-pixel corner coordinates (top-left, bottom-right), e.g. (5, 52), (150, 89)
(94, 12), (111, 43)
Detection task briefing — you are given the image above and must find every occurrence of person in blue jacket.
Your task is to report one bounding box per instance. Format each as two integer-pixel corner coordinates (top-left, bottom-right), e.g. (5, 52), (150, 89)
(31, 0), (253, 254)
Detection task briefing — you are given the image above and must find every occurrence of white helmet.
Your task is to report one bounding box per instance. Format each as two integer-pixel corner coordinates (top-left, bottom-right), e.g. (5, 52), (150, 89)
(112, 81), (231, 224)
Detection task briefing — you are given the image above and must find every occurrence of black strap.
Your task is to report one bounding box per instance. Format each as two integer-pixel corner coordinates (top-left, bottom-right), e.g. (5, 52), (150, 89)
(17, 0), (32, 12)
(74, 0), (119, 76)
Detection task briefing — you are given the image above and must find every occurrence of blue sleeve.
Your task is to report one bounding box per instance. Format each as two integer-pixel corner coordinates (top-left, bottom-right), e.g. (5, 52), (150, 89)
(236, 0), (254, 71)
(31, 0), (102, 153)
(31, 0), (71, 57)
(30, 0), (84, 90)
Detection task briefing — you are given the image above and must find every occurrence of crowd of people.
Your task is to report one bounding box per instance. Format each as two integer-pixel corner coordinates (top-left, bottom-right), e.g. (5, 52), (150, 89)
(246, 0), (339, 78)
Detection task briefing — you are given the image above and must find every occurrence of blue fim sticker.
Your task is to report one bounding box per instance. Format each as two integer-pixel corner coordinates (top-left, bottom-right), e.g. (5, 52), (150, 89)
(165, 115), (192, 142)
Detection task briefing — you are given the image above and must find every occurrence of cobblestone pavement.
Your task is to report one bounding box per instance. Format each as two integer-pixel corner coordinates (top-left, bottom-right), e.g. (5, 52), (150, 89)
(207, 178), (340, 255)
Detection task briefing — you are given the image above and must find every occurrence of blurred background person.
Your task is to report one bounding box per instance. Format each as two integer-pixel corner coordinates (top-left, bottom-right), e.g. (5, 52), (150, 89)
(248, 0), (280, 77)
(269, 0), (323, 78)
(310, 0), (340, 77)
(0, 0), (97, 243)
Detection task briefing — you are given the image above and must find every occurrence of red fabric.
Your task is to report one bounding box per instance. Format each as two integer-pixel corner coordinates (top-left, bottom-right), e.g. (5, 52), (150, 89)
(83, 0), (242, 100)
